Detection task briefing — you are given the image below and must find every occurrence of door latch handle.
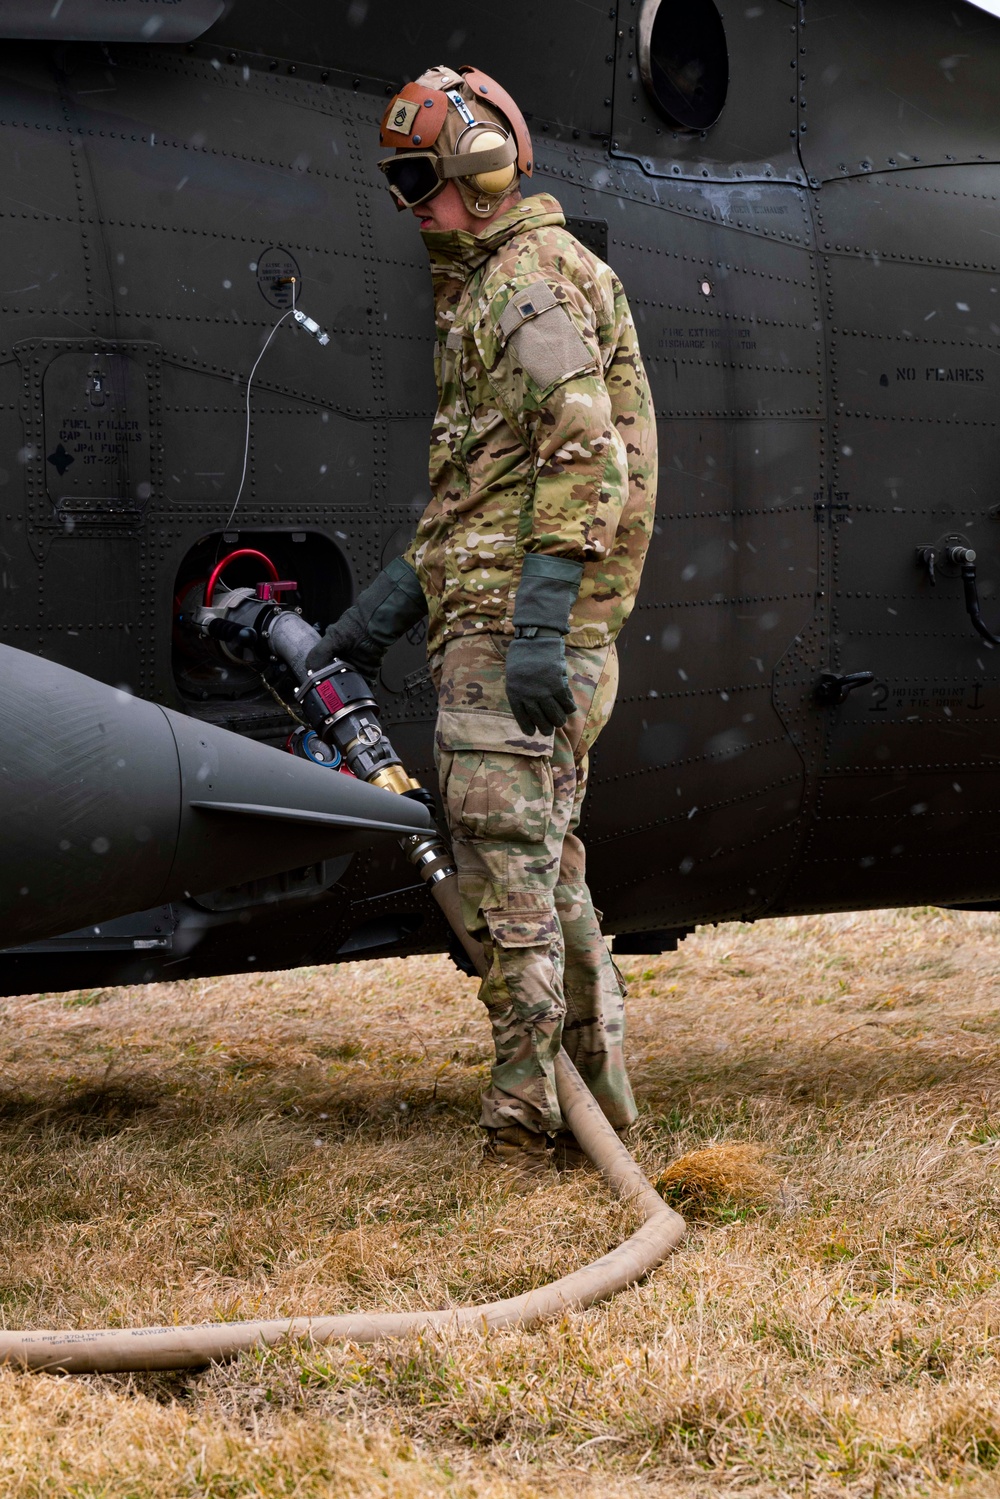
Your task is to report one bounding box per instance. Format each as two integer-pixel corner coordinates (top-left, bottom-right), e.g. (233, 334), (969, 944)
(815, 670), (876, 706)
(916, 546), (936, 585)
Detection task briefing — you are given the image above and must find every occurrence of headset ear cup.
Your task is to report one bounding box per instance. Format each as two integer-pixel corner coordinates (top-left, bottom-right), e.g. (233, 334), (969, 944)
(472, 160), (516, 195)
(465, 128), (517, 196)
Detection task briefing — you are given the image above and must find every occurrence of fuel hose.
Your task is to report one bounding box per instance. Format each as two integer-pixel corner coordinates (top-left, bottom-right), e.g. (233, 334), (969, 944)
(0, 596), (686, 1374)
(0, 906), (684, 1373)
(0, 1046), (684, 1373)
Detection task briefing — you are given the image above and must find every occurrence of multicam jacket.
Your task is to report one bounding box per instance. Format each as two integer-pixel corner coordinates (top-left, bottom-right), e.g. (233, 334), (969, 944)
(404, 192), (657, 657)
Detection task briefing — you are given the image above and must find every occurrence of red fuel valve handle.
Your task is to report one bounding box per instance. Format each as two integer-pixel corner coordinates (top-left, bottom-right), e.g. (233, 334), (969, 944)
(255, 580), (297, 601)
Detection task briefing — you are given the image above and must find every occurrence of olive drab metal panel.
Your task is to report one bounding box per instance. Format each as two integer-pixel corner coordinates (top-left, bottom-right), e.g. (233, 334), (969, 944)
(206, 0), (620, 141)
(36, 343), (157, 521)
(780, 152), (1000, 913)
(569, 148), (825, 927)
(0, 0), (226, 43)
(4, 0), (1000, 993)
(798, 0), (1000, 185)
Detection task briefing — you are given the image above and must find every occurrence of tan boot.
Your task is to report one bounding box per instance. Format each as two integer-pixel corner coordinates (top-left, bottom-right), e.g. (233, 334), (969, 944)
(550, 1129), (592, 1173)
(481, 1124), (554, 1182)
(551, 1126), (630, 1173)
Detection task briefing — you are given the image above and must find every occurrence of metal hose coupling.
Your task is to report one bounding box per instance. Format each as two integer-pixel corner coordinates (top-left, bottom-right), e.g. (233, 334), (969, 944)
(291, 657), (457, 888)
(186, 581), (458, 893)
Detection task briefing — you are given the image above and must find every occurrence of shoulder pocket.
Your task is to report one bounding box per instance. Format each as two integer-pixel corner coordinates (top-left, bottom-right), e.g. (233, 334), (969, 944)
(497, 282), (596, 393)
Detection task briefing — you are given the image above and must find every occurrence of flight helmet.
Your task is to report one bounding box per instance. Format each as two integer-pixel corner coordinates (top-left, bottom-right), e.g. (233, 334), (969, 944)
(378, 64), (533, 218)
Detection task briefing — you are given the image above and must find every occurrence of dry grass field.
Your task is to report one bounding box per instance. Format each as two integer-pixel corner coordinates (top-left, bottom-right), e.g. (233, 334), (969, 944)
(3, 907), (1000, 1497)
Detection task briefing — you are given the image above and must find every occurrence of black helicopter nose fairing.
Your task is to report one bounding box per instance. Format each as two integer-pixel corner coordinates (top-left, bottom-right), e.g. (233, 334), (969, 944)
(0, 644), (431, 949)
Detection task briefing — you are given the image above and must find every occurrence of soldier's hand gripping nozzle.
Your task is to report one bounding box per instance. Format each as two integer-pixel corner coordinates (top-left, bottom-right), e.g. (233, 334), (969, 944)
(187, 558), (485, 974)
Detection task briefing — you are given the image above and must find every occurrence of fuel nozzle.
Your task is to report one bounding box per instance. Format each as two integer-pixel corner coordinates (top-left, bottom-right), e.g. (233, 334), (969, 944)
(193, 573), (467, 910)
(294, 660), (421, 796)
(292, 660), (451, 882)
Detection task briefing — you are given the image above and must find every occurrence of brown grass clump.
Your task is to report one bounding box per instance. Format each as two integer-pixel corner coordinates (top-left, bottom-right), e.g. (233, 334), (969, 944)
(655, 1141), (781, 1213)
(4, 907), (1000, 1494)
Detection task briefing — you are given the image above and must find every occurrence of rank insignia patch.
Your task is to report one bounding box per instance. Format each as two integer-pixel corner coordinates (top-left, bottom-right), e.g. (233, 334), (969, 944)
(388, 97), (420, 136)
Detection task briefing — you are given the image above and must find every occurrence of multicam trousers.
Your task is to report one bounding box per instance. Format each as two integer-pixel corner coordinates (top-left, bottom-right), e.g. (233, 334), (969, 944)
(431, 633), (638, 1136)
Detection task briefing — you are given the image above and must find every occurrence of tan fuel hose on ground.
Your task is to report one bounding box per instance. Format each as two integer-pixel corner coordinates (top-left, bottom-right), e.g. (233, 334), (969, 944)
(0, 877), (684, 1374)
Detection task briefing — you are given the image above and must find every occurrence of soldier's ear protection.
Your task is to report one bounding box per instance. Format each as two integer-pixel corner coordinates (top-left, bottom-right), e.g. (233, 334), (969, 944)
(454, 123), (518, 199)
(378, 65), (533, 215)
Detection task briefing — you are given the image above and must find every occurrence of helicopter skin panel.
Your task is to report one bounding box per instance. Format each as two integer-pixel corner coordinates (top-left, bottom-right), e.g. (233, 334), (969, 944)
(2, 0), (1000, 992)
(799, 0), (1000, 185)
(0, 0), (226, 44)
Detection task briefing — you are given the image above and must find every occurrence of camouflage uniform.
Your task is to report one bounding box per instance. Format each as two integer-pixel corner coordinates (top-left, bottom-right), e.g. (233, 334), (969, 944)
(413, 192), (656, 1135)
(405, 192), (657, 656)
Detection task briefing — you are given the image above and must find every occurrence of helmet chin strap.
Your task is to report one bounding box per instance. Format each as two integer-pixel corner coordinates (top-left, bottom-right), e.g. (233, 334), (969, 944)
(470, 190), (514, 218)
(456, 176), (516, 218)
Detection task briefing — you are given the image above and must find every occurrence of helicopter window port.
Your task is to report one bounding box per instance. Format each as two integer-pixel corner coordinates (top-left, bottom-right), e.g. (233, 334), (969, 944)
(172, 530), (350, 738)
(638, 0), (730, 132)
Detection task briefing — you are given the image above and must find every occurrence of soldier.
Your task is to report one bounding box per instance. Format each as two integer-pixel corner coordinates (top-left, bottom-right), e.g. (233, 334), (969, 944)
(307, 65), (658, 1178)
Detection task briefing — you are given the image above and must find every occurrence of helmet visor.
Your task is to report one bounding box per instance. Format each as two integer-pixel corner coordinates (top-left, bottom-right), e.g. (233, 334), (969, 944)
(378, 152), (445, 210)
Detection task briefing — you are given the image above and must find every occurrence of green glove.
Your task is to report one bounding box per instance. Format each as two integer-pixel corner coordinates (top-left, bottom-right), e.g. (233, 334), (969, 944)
(505, 631), (574, 736)
(506, 554), (584, 736)
(305, 555), (426, 680)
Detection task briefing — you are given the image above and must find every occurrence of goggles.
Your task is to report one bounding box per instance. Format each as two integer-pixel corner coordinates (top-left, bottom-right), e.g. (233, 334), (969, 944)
(378, 133), (518, 212)
(377, 151), (447, 211)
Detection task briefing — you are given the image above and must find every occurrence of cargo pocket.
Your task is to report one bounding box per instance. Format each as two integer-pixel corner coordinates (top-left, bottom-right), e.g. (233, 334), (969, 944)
(610, 954), (630, 999)
(437, 708), (554, 844)
(485, 905), (561, 955)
